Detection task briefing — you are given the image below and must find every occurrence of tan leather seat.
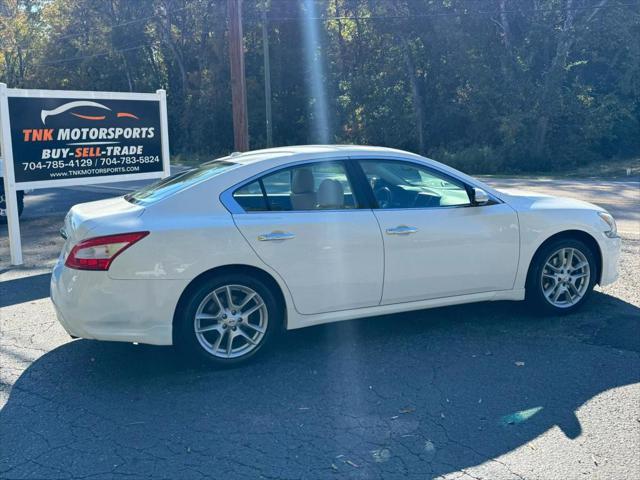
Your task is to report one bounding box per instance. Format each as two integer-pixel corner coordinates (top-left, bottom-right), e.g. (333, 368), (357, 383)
(290, 168), (316, 210)
(317, 179), (345, 209)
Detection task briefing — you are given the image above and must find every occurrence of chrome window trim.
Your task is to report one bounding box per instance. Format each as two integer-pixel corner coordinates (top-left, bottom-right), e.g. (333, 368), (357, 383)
(219, 154), (502, 214)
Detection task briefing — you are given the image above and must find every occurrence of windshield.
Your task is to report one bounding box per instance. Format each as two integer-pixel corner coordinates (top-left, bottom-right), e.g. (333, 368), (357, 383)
(125, 160), (239, 205)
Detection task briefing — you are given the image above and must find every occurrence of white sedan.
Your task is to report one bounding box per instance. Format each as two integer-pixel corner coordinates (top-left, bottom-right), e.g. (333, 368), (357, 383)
(51, 145), (621, 365)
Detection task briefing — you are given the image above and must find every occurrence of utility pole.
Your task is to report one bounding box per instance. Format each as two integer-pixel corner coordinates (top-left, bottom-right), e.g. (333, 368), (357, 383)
(228, 0), (249, 151)
(262, 5), (273, 148)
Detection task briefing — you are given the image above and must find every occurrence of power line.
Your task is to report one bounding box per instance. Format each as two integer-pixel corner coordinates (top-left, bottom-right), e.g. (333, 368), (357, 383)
(50, 5), (192, 43)
(34, 44), (149, 67)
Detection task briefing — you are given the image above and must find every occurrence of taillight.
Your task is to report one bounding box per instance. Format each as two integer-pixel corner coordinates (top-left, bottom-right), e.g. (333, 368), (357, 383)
(65, 231), (149, 271)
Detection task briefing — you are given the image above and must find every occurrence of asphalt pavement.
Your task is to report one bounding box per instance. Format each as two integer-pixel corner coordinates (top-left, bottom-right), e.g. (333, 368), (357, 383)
(0, 176), (639, 479)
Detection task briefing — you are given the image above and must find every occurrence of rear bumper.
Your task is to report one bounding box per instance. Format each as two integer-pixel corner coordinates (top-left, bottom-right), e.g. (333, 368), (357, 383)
(50, 259), (185, 345)
(599, 234), (621, 286)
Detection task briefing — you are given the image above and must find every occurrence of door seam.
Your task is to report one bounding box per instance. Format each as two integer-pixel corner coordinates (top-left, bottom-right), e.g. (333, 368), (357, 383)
(229, 213), (300, 316)
(371, 209), (386, 306)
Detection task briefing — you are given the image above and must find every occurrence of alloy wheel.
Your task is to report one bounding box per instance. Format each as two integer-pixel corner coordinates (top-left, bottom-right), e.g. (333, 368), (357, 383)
(193, 284), (268, 358)
(541, 247), (591, 308)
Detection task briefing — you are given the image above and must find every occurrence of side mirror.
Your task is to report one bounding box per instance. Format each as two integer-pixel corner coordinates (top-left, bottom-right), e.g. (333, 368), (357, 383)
(472, 187), (490, 206)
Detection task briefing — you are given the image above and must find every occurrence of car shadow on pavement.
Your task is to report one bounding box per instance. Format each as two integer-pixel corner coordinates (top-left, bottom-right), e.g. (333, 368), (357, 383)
(0, 273), (51, 308)
(1, 292), (639, 479)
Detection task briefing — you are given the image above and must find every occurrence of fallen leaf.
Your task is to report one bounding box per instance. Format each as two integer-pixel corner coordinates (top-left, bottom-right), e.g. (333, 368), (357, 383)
(371, 448), (391, 463)
(424, 440), (436, 453)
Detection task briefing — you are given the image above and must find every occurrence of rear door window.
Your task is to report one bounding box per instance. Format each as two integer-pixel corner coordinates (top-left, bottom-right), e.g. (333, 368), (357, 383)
(233, 161), (358, 212)
(233, 181), (268, 211)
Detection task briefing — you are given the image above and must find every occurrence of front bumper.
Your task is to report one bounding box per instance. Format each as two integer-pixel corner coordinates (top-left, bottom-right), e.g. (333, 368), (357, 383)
(599, 234), (621, 286)
(50, 258), (186, 345)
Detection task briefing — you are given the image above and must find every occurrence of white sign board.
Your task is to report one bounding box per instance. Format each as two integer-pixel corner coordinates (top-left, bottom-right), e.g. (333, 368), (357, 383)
(0, 84), (171, 265)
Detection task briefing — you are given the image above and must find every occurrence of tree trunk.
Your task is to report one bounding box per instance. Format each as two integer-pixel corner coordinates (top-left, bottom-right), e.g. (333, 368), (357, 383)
(533, 0), (575, 159)
(399, 35), (426, 154)
(120, 53), (134, 92)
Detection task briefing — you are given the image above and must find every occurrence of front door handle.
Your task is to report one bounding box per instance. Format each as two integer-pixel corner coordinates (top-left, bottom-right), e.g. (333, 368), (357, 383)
(386, 225), (418, 235)
(258, 231), (296, 241)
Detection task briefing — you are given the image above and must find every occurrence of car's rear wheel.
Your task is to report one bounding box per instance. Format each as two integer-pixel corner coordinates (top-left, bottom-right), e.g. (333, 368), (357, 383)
(0, 184), (24, 224)
(175, 273), (281, 366)
(527, 238), (597, 314)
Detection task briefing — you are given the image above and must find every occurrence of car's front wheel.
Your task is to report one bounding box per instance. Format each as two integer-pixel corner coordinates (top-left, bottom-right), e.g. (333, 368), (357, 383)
(175, 273), (281, 366)
(527, 238), (597, 314)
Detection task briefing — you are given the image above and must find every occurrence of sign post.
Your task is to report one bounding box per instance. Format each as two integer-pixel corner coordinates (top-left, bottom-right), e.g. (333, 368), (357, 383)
(0, 86), (171, 266)
(0, 83), (23, 265)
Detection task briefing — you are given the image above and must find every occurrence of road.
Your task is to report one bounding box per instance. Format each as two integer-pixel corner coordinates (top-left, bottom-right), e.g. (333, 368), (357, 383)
(0, 177), (639, 479)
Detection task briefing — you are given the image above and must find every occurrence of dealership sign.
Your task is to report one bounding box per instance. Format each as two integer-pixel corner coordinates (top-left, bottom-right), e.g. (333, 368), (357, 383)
(0, 84), (170, 264)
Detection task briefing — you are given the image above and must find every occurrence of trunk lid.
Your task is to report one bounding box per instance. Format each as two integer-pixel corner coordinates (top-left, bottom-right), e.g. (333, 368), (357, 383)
(61, 196), (145, 248)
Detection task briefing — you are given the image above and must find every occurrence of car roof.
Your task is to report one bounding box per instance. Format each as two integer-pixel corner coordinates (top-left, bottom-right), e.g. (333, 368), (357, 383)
(225, 144), (419, 166)
(200, 144), (503, 202)
(143, 144), (504, 211)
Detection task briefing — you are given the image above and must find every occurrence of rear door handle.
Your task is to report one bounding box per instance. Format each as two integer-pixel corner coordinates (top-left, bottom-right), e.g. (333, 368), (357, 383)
(386, 225), (418, 235)
(258, 231), (296, 241)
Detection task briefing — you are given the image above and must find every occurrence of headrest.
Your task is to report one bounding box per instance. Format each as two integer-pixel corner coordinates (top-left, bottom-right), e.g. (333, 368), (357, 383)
(317, 179), (344, 208)
(291, 168), (315, 194)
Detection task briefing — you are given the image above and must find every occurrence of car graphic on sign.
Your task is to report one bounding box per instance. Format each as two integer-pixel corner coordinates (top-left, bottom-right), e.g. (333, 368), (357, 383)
(40, 101), (140, 124)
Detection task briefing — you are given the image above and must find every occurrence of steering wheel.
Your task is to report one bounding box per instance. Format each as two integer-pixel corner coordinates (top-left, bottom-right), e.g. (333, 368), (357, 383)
(374, 186), (393, 209)
(411, 188), (441, 208)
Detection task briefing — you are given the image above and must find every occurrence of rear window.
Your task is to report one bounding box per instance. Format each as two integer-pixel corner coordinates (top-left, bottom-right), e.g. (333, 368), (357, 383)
(125, 160), (238, 205)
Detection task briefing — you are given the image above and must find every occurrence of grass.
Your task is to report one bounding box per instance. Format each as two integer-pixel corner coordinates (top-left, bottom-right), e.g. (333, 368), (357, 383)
(479, 157), (640, 180)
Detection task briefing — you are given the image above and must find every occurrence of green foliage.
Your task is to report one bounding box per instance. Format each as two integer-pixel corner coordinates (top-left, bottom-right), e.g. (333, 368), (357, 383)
(1, 0), (639, 173)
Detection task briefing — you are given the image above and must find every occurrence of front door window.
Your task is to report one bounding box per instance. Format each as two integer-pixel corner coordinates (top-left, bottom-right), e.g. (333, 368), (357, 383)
(359, 159), (471, 209)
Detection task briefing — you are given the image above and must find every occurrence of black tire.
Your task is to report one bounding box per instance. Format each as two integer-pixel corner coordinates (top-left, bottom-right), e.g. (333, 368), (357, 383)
(174, 273), (282, 366)
(526, 238), (597, 315)
(0, 184), (24, 224)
